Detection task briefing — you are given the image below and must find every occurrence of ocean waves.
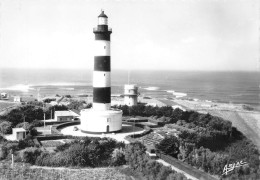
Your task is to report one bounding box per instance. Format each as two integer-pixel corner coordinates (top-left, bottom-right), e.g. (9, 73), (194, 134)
(0, 84), (34, 92)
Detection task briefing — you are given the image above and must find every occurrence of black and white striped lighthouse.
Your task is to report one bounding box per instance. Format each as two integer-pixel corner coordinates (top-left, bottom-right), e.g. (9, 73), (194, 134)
(93, 10), (112, 111)
(80, 10), (122, 133)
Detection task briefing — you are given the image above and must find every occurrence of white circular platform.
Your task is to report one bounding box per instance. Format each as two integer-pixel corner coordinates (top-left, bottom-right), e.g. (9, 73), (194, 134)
(60, 124), (144, 143)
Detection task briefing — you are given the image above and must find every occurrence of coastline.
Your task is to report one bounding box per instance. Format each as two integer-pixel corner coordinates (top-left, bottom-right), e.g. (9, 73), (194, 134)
(0, 87), (259, 151)
(156, 98), (260, 151)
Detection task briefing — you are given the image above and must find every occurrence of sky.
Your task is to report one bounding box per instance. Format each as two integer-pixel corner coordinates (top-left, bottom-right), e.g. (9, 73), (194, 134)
(0, 0), (258, 71)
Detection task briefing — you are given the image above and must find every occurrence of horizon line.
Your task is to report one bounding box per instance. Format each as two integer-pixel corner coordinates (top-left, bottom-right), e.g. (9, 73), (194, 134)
(0, 67), (259, 72)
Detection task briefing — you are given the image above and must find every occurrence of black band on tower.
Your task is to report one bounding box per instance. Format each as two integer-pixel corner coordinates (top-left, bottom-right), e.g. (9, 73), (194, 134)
(94, 33), (111, 41)
(94, 56), (110, 71)
(93, 87), (111, 103)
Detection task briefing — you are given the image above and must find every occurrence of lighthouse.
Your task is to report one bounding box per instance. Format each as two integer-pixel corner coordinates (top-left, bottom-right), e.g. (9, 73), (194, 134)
(93, 10), (111, 110)
(80, 10), (122, 133)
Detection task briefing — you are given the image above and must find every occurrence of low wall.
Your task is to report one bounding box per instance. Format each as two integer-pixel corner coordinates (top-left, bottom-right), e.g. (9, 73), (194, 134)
(124, 123), (153, 142)
(55, 121), (80, 130)
(36, 121), (80, 142)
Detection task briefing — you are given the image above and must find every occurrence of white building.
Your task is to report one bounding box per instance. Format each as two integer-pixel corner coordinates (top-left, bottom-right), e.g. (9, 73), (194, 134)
(12, 128), (26, 140)
(14, 96), (21, 102)
(123, 84), (138, 106)
(54, 110), (80, 121)
(0, 92), (8, 100)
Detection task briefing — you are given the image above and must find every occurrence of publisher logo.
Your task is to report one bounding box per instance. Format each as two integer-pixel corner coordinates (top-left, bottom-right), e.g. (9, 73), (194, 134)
(222, 161), (249, 175)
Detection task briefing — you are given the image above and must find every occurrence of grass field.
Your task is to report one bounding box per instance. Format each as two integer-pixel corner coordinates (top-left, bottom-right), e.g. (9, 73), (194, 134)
(41, 140), (64, 147)
(0, 101), (19, 116)
(0, 161), (131, 180)
(0, 101), (17, 110)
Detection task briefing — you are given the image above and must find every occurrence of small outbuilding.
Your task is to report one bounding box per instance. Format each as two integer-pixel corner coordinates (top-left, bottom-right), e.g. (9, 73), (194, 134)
(14, 96), (21, 102)
(12, 128), (26, 140)
(54, 110), (80, 121)
(0, 92), (8, 100)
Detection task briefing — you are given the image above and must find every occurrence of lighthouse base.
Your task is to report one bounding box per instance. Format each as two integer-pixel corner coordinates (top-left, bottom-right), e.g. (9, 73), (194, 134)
(80, 108), (122, 133)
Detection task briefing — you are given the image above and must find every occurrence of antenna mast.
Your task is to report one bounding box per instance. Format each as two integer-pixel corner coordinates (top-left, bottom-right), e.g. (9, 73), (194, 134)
(128, 70), (130, 84)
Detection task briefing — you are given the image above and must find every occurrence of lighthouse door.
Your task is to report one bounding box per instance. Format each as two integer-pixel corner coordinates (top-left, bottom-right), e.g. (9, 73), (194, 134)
(106, 125), (109, 132)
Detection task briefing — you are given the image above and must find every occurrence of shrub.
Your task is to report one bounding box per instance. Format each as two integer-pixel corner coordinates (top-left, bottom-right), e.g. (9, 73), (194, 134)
(156, 135), (180, 158)
(56, 143), (71, 152)
(242, 104), (254, 111)
(125, 142), (148, 171)
(0, 141), (19, 160)
(5, 141), (19, 152)
(31, 120), (44, 127)
(16, 122), (30, 130)
(18, 139), (35, 149)
(36, 137), (124, 168)
(111, 148), (126, 166)
(0, 134), (7, 143)
(0, 145), (7, 160)
(20, 147), (42, 164)
(31, 128), (38, 136)
(0, 121), (12, 134)
(125, 142), (187, 180)
(35, 152), (51, 166)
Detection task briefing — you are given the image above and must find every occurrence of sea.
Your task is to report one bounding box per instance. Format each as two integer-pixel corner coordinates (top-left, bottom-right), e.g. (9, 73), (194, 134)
(0, 68), (260, 110)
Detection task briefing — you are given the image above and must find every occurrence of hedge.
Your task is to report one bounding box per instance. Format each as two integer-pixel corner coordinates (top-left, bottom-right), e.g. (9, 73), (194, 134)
(36, 135), (74, 141)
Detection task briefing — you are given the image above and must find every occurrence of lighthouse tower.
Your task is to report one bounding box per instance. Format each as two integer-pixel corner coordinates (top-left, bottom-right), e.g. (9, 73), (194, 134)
(80, 10), (122, 133)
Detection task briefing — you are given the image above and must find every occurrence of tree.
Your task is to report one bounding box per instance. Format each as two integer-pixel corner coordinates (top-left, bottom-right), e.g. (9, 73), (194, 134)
(16, 122), (30, 130)
(26, 101), (44, 107)
(129, 104), (146, 116)
(118, 105), (129, 116)
(159, 106), (173, 117)
(170, 108), (183, 123)
(144, 105), (156, 117)
(156, 135), (180, 158)
(67, 100), (86, 111)
(125, 142), (148, 171)
(43, 98), (56, 103)
(5, 109), (24, 126)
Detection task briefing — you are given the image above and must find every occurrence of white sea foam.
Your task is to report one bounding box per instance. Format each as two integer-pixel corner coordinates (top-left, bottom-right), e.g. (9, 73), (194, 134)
(59, 87), (75, 91)
(166, 90), (175, 93)
(172, 92), (187, 98)
(0, 84), (34, 92)
(32, 82), (89, 87)
(143, 87), (160, 91)
(165, 90), (187, 98)
(45, 82), (78, 86)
